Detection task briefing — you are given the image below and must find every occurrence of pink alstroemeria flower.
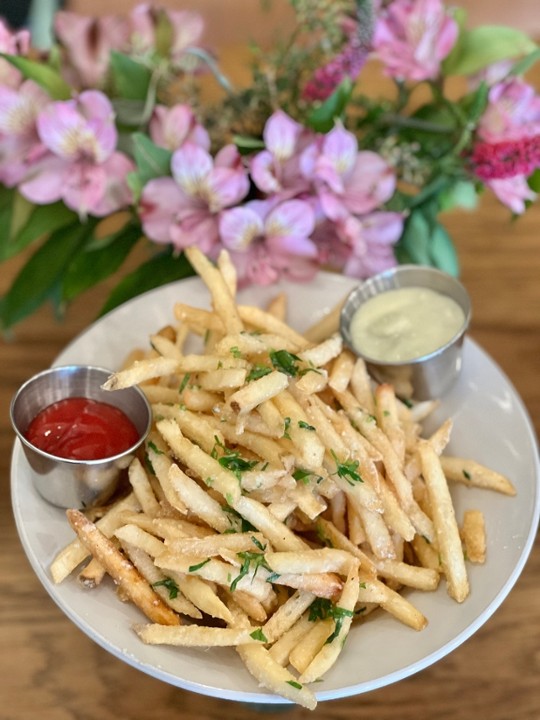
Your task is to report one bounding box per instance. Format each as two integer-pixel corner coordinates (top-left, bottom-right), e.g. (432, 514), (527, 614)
(19, 91), (133, 217)
(310, 124), (396, 221)
(54, 11), (129, 88)
(372, 0), (458, 82)
(130, 4), (204, 63)
(140, 143), (249, 254)
(0, 19), (30, 88)
(250, 111), (313, 197)
(488, 176), (536, 215)
(312, 211), (403, 279)
(0, 80), (50, 187)
(219, 199), (317, 285)
(478, 77), (540, 144)
(149, 104), (210, 151)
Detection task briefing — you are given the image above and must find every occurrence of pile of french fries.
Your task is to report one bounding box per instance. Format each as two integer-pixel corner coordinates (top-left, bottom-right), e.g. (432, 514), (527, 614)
(51, 248), (516, 709)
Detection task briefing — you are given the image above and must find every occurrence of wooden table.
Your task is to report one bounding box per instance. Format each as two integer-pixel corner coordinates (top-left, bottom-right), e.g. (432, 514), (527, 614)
(2, 53), (540, 720)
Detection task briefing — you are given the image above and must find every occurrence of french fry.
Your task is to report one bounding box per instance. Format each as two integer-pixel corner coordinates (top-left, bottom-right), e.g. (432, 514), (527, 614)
(135, 623), (260, 647)
(419, 443), (470, 603)
(66, 509), (181, 626)
(461, 509), (486, 563)
(440, 456), (516, 495)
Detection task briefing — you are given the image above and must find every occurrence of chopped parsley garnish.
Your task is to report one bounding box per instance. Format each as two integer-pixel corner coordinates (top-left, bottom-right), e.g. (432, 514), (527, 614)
(251, 535), (266, 551)
(250, 628), (268, 643)
(308, 598), (354, 644)
(286, 680), (303, 690)
(230, 551), (270, 592)
(178, 373), (191, 393)
(188, 558), (211, 573)
(230, 346), (242, 358)
(282, 416), (291, 439)
(462, 469), (472, 480)
(147, 440), (164, 455)
(246, 364), (272, 382)
(152, 577), (179, 599)
(269, 349), (302, 376)
(223, 505), (256, 532)
(331, 450), (363, 485)
(298, 420), (315, 431)
(211, 436), (258, 479)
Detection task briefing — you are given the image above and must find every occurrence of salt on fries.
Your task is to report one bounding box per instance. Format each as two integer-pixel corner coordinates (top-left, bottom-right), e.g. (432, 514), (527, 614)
(51, 247), (515, 709)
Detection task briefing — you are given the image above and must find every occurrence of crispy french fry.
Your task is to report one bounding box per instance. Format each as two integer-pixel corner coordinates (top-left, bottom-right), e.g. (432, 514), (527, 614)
(66, 509), (181, 625)
(419, 443), (469, 603)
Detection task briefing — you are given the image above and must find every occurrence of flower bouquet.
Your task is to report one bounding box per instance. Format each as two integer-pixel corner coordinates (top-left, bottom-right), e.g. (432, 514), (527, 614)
(0, 0), (539, 332)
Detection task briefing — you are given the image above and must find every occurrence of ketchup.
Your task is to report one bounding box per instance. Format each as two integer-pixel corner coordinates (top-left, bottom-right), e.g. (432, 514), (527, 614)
(25, 397), (140, 461)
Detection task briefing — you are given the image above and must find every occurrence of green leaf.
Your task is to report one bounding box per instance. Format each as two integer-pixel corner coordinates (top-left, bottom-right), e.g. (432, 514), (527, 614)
(443, 26), (537, 76)
(429, 223), (460, 276)
(62, 222), (141, 302)
(510, 47), (540, 76)
(109, 51), (152, 101)
(1, 201), (78, 261)
(307, 78), (353, 133)
(131, 133), (173, 185)
(528, 168), (540, 192)
(98, 248), (194, 316)
(394, 209), (432, 266)
(439, 181), (478, 212)
(1, 221), (93, 330)
(0, 54), (71, 99)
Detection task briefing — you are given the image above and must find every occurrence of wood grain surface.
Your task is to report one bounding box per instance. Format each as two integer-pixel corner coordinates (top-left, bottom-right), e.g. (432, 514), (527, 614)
(1, 20), (539, 720)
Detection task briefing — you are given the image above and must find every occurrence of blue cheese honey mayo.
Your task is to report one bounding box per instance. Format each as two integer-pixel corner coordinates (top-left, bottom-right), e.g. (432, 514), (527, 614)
(349, 286), (466, 363)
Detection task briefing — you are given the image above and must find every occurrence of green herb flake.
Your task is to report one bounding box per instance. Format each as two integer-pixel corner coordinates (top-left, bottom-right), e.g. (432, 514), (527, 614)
(463, 469), (472, 481)
(230, 551), (270, 592)
(298, 420), (315, 431)
(293, 468), (312, 484)
(152, 577), (179, 599)
(246, 364), (272, 382)
(269, 349), (301, 377)
(286, 680), (303, 690)
(282, 416), (292, 439)
(188, 558), (211, 573)
(331, 450), (363, 485)
(230, 346), (242, 358)
(147, 440), (164, 455)
(179, 373), (191, 393)
(250, 628), (268, 643)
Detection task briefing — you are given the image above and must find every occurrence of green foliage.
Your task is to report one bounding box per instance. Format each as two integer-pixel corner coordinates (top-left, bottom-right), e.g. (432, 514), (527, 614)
(0, 54), (71, 99)
(444, 26), (538, 76)
(1, 220), (96, 330)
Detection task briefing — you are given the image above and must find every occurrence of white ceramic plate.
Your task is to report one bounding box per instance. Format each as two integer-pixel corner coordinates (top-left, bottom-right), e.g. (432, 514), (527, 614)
(11, 273), (540, 705)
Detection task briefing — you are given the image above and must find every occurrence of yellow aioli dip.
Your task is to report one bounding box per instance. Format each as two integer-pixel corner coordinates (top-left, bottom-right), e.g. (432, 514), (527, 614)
(349, 286), (466, 363)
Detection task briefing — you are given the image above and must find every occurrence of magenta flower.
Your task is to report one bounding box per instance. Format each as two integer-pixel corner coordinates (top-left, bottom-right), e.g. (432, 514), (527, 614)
(303, 18), (368, 102)
(471, 137), (540, 181)
(372, 0), (458, 82)
(54, 11), (129, 88)
(219, 199), (318, 285)
(19, 91), (133, 217)
(149, 104), (210, 151)
(0, 19), (30, 88)
(140, 143), (249, 254)
(250, 111), (313, 197)
(310, 124), (396, 221)
(0, 80), (50, 187)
